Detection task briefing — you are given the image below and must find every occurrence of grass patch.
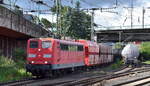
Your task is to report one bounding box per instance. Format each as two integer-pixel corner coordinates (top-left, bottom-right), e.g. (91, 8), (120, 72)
(105, 59), (123, 70)
(0, 56), (31, 83)
(140, 42), (150, 60)
(142, 61), (150, 64)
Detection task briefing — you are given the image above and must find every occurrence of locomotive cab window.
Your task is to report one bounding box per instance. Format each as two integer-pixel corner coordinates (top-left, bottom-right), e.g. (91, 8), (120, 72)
(42, 41), (51, 48)
(78, 45), (83, 51)
(60, 43), (68, 50)
(30, 41), (38, 48)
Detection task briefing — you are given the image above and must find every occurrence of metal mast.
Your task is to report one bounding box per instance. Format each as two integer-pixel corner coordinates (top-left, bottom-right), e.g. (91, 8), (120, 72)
(131, 0), (133, 29)
(142, 7), (145, 29)
(55, 0), (61, 38)
(91, 10), (94, 41)
(55, 0), (59, 37)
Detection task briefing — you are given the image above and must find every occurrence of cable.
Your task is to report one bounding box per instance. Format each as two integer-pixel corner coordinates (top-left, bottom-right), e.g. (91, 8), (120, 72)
(81, 0), (96, 7)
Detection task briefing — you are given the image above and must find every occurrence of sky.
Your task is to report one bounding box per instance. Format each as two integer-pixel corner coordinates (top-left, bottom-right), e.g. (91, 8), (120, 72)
(4, 0), (150, 30)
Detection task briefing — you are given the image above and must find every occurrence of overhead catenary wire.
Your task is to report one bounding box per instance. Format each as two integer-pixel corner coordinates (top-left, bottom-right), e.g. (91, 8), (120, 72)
(9, 0), (150, 30)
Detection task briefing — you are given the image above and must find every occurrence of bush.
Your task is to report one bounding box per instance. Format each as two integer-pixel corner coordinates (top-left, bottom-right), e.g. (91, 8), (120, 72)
(0, 56), (31, 82)
(111, 59), (123, 69)
(0, 56), (15, 67)
(140, 42), (150, 61)
(13, 48), (26, 62)
(105, 59), (123, 70)
(113, 43), (122, 49)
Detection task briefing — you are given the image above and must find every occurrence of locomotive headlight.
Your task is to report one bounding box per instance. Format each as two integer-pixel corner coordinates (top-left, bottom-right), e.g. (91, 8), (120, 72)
(28, 54), (36, 58)
(43, 54), (52, 58)
(31, 61), (34, 63)
(44, 61), (48, 64)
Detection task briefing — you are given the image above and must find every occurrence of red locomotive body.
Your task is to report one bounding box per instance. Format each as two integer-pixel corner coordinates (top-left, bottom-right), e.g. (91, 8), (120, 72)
(26, 38), (114, 77)
(52, 39), (85, 69)
(26, 38), (85, 76)
(27, 38), (53, 65)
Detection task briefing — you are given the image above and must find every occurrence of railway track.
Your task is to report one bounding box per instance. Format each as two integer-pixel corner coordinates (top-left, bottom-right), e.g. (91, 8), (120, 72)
(0, 77), (48, 86)
(0, 65), (127, 86)
(114, 76), (150, 86)
(0, 77), (33, 86)
(40, 66), (133, 86)
(1, 65), (149, 86)
(47, 66), (150, 86)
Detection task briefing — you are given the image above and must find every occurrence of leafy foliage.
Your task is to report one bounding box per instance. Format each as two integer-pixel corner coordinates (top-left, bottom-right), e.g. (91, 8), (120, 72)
(51, 1), (91, 39)
(41, 18), (52, 29)
(140, 42), (150, 60)
(13, 48), (26, 62)
(143, 61), (150, 64)
(0, 56), (31, 82)
(0, 56), (15, 67)
(66, 2), (91, 39)
(104, 59), (123, 71)
(113, 43), (122, 49)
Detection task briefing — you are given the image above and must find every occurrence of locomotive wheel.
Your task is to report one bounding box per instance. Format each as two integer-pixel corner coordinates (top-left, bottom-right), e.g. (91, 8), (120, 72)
(62, 69), (67, 75)
(52, 70), (58, 78)
(52, 70), (62, 77)
(45, 71), (52, 78)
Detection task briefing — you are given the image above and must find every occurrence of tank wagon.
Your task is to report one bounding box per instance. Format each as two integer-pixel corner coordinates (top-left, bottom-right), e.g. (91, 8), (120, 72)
(121, 43), (139, 65)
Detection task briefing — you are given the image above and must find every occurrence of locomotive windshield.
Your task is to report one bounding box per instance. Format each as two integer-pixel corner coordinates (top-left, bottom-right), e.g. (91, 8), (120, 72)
(30, 41), (38, 48)
(42, 41), (51, 48)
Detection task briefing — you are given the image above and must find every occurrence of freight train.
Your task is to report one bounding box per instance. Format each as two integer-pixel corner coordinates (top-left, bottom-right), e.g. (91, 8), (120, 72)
(26, 38), (114, 77)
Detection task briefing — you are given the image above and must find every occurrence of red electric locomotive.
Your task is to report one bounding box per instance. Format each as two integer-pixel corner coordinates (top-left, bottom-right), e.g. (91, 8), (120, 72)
(26, 38), (114, 77)
(26, 38), (85, 76)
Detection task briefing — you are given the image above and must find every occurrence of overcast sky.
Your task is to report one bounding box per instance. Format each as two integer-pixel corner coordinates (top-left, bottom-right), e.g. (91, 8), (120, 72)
(4, 0), (150, 30)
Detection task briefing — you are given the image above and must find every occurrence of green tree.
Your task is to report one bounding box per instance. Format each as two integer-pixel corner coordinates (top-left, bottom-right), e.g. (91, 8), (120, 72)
(140, 42), (150, 60)
(66, 1), (91, 39)
(41, 18), (52, 29)
(51, 1), (91, 39)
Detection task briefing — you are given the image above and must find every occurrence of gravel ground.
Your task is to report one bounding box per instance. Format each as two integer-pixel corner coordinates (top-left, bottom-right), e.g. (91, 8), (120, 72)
(14, 65), (150, 86)
(104, 67), (150, 86)
(24, 65), (126, 86)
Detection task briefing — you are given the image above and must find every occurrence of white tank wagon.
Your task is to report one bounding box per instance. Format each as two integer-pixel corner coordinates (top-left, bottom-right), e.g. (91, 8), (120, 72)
(121, 43), (140, 65)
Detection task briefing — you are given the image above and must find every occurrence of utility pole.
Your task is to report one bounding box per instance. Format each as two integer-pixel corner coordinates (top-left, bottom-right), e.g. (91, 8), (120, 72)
(91, 10), (94, 41)
(59, 0), (62, 38)
(0, 0), (3, 4)
(115, 0), (118, 6)
(119, 31), (122, 43)
(55, 0), (58, 38)
(131, 0), (133, 29)
(55, 0), (59, 36)
(142, 7), (145, 29)
(37, 3), (40, 24)
(55, 0), (61, 39)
